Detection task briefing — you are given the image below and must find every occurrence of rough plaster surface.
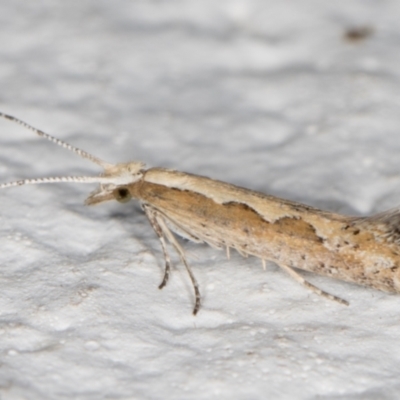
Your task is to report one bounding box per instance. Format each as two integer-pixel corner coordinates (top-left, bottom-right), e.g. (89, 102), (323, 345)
(1, 1), (400, 399)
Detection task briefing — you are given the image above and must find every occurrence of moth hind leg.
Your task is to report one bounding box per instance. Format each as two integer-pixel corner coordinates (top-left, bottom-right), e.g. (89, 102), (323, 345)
(277, 263), (349, 306)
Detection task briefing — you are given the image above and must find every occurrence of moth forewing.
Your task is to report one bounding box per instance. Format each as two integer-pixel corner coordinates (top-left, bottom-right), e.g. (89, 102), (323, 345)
(2, 112), (400, 314)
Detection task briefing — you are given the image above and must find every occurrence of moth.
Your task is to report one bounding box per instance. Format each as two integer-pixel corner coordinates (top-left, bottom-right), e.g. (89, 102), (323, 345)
(1, 112), (400, 314)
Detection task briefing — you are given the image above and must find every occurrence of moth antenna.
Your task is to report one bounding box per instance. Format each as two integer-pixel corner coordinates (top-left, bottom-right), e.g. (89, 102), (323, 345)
(0, 112), (145, 195)
(0, 112), (113, 169)
(0, 175), (123, 190)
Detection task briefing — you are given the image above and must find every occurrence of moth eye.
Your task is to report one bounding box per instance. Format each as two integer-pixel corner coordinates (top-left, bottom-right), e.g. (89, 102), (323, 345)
(113, 187), (132, 203)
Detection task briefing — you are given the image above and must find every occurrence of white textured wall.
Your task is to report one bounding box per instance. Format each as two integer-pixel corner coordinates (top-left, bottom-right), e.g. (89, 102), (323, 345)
(0, 2), (400, 399)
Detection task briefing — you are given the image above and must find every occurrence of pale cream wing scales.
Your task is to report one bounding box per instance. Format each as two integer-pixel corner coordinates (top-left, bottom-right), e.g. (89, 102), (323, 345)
(144, 168), (348, 221)
(143, 168), (353, 250)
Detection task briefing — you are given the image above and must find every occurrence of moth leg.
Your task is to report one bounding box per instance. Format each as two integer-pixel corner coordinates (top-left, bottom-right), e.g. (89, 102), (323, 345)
(154, 212), (201, 315)
(277, 263), (349, 306)
(261, 259), (267, 271)
(142, 204), (171, 289)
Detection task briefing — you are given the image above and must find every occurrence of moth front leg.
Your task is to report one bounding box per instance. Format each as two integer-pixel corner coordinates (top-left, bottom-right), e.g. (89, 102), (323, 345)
(142, 204), (201, 315)
(142, 204), (171, 289)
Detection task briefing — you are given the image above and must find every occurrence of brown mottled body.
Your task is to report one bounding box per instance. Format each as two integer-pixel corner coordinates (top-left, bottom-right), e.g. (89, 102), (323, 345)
(122, 168), (400, 296)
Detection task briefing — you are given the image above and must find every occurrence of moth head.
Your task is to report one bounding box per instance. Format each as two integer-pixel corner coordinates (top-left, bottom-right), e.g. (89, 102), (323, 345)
(85, 161), (145, 205)
(0, 113), (146, 205)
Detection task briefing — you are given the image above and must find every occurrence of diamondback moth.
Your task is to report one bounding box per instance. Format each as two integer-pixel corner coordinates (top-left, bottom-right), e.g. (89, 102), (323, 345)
(1, 112), (400, 314)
